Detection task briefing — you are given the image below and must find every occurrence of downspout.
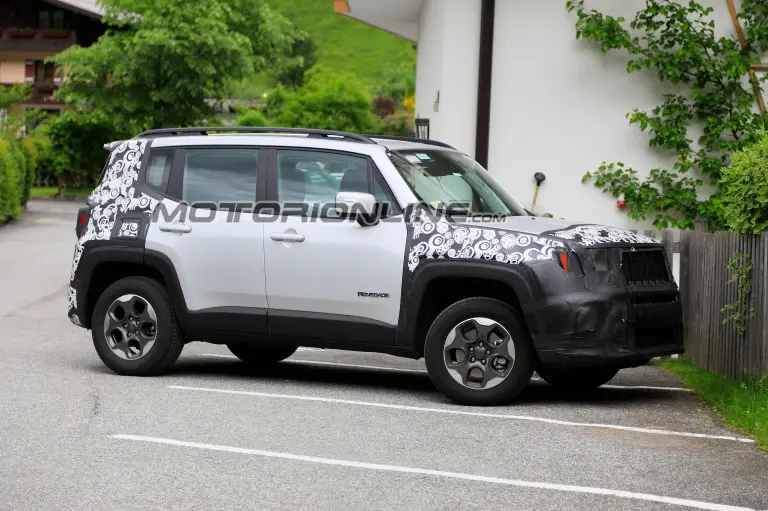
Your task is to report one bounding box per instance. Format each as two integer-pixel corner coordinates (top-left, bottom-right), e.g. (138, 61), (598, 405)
(474, 0), (495, 168)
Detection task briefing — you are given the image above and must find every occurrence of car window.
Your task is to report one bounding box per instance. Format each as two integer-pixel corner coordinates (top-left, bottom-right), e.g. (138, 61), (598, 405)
(389, 149), (526, 216)
(276, 149), (392, 215)
(182, 148), (259, 205)
(145, 149), (173, 194)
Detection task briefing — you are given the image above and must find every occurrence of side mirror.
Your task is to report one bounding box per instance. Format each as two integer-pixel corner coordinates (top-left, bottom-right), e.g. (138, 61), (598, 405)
(336, 191), (379, 226)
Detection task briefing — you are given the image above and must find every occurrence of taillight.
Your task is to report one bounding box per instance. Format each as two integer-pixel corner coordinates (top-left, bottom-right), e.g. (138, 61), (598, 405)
(75, 206), (90, 238)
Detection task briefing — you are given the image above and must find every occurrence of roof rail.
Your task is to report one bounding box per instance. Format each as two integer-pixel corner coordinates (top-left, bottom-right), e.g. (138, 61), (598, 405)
(133, 127), (377, 144)
(367, 134), (456, 150)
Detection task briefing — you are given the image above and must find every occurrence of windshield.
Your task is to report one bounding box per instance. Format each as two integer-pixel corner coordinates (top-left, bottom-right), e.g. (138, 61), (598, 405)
(389, 149), (527, 216)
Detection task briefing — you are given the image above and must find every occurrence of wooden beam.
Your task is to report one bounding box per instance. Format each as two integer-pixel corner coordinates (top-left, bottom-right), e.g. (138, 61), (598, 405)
(726, 0), (766, 113)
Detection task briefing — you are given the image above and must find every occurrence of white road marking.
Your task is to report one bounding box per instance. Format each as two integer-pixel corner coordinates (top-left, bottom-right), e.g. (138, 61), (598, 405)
(201, 353), (692, 391)
(111, 434), (752, 511)
(168, 385), (754, 443)
(296, 347), (323, 352)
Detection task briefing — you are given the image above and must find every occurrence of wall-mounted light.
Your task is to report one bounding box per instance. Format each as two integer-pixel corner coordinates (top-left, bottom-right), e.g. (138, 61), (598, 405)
(415, 118), (430, 139)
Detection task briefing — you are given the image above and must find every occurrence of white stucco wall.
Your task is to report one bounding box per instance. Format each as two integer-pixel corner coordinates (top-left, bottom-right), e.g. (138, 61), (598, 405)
(486, 0), (735, 229)
(415, 0), (482, 157)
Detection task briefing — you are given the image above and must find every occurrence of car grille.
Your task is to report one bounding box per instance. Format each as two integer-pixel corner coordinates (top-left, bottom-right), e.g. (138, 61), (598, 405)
(621, 250), (669, 285)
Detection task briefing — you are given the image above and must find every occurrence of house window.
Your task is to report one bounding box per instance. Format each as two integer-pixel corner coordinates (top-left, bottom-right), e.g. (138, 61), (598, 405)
(39, 11), (51, 29)
(35, 62), (56, 84)
(52, 11), (65, 29)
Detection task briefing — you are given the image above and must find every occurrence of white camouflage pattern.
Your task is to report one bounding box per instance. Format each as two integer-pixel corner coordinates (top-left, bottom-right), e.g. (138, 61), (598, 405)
(407, 210), (564, 272)
(68, 140), (158, 324)
(550, 225), (658, 246)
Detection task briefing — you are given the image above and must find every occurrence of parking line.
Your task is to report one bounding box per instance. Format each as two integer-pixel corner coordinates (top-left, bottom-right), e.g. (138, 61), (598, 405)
(168, 385), (754, 443)
(201, 354), (692, 391)
(110, 434), (752, 511)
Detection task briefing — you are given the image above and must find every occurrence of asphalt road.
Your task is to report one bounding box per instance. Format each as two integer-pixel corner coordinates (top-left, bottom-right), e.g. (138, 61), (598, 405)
(1, 201), (767, 511)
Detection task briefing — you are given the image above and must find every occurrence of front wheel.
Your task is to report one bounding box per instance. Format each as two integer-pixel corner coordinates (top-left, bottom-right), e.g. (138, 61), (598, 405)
(226, 343), (298, 364)
(424, 297), (535, 406)
(537, 367), (619, 390)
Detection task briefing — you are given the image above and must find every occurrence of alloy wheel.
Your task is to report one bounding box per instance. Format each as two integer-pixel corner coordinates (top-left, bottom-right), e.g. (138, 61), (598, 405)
(103, 294), (158, 360)
(443, 317), (515, 390)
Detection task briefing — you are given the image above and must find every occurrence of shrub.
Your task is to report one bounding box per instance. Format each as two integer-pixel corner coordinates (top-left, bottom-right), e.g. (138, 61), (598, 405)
(372, 95), (398, 118)
(372, 63), (416, 104)
(721, 137), (768, 234)
(374, 110), (415, 137)
(236, 108), (267, 127)
(267, 66), (375, 133)
(0, 137), (25, 223)
(17, 138), (38, 206)
(48, 110), (123, 188)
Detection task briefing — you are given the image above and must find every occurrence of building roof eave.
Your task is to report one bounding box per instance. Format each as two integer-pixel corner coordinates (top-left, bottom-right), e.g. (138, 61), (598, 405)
(334, 0), (419, 43)
(42, 0), (104, 20)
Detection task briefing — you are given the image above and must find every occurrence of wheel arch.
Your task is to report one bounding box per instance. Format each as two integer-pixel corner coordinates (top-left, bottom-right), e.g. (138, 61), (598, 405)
(76, 245), (188, 329)
(396, 260), (542, 356)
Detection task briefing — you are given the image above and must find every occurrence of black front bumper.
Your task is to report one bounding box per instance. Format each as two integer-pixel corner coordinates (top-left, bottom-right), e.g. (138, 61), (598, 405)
(523, 290), (684, 369)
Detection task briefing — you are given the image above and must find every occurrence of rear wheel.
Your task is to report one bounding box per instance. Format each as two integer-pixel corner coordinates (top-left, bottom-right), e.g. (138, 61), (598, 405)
(537, 367), (619, 390)
(226, 343), (298, 364)
(424, 297), (535, 406)
(91, 277), (184, 376)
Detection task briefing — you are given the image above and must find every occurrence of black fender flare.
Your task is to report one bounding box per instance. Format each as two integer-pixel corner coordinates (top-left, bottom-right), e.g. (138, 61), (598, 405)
(394, 259), (544, 352)
(72, 243), (144, 328)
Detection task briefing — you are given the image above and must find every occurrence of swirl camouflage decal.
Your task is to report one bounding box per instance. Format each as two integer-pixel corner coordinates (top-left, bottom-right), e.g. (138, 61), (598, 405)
(67, 139), (159, 325)
(407, 209), (564, 272)
(118, 220), (141, 240)
(549, 225), (657, 246)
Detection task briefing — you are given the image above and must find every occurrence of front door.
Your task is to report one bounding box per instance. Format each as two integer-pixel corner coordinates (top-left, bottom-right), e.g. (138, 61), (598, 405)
(263, 148), (407, 345)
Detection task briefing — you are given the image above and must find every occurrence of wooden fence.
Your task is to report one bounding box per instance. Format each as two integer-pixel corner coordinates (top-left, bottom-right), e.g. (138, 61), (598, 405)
(639, 228), (768, 380)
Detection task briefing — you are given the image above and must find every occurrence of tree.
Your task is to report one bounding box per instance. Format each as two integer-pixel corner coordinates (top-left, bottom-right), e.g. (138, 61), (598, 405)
(52, 0), (299, 132)
(47, 110), (121, 189)
(267, 66), (375, 133)
(567, 0), (768, 229)
(273, 31), (318, 88)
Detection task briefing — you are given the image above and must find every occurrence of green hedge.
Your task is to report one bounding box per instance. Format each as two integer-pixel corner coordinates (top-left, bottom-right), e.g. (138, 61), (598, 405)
(0, 136), (38, 224)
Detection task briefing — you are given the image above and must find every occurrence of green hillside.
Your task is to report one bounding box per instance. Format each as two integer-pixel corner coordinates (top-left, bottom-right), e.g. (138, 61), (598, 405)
(269, 0), (416, 86)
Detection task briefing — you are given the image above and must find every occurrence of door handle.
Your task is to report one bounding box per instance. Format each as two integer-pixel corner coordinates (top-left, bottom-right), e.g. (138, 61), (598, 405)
(159, 223), (192, 234)
(270, 232), (305, 242)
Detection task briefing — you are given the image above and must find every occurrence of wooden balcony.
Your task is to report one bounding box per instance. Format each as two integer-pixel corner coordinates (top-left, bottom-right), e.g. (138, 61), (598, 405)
(0, 28), (77, 53)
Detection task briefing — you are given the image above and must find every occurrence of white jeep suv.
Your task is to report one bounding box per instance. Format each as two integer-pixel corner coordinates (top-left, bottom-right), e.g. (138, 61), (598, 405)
(68, 127), (683, 405)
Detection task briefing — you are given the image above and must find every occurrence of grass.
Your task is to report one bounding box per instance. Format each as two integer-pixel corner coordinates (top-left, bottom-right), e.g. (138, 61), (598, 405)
(657, 357), (768, 450)
(31, 187), (93, 197)
(270, 0), (415, 85)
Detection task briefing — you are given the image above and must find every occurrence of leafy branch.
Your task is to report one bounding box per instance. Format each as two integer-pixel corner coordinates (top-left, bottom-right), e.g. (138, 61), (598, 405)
(567, 0), (768, 229)
(721, 252), (754, 333)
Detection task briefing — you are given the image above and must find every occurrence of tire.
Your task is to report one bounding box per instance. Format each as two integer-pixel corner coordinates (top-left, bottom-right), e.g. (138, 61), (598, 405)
(91, 276), (184, 376)
(226, 343), (298, 364)
(424, 297), (535, 406)
(537, 366), (619, 390)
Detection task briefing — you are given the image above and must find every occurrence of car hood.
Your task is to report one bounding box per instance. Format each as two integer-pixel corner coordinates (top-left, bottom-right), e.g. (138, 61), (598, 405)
(453, 215), (660, 247)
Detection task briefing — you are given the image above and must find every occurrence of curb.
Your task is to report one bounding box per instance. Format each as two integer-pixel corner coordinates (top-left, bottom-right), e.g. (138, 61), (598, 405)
(30, 195), (89, 202)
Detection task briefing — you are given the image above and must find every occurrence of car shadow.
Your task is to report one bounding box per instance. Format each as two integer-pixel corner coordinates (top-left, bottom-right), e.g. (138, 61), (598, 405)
(161, 358), (682, 406)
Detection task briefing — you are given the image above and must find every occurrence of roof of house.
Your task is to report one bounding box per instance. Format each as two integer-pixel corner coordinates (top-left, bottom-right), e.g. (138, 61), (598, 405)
(44, 0), (104, 19)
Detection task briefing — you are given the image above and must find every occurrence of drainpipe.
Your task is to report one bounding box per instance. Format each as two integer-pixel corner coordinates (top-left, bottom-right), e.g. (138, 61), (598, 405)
(474, 0), (495, 168)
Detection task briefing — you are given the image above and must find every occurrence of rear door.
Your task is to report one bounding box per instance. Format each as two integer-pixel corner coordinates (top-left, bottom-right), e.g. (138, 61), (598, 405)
(144, 146), (269, 333)
(262, 148), (407, 345)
